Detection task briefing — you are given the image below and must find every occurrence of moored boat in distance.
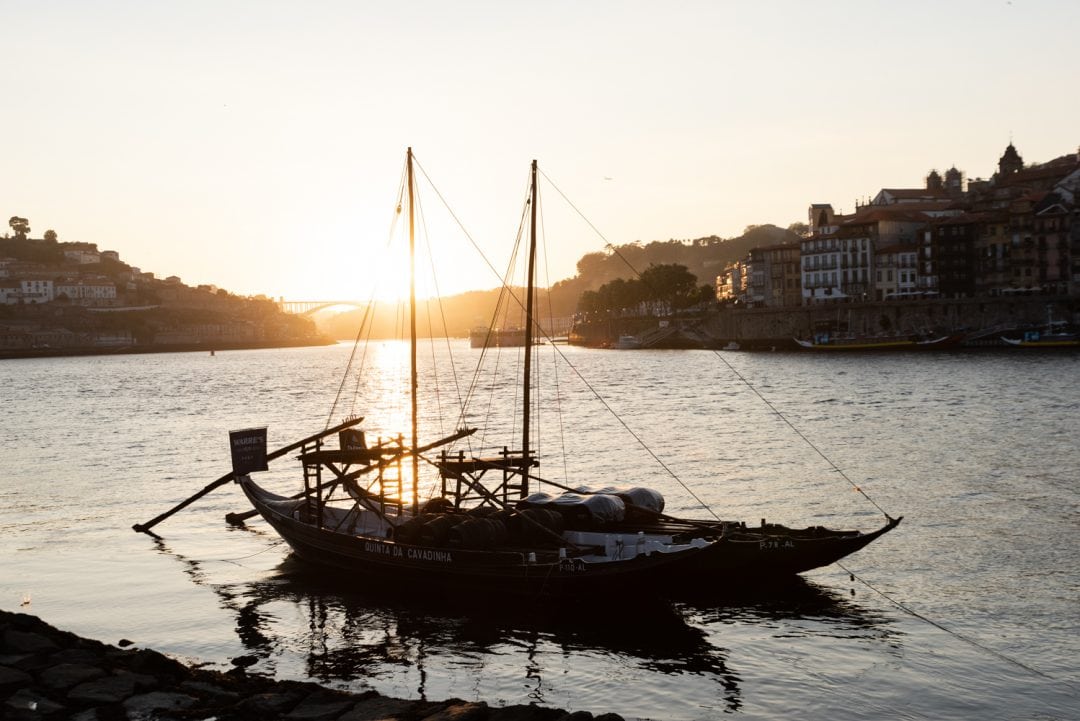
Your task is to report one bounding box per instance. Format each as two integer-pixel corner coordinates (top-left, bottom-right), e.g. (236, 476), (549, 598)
(470, 326), (526, 348)
(794, 332), (954, 351)
(228, 149), (901, 598)
(1000, 306), (1079, 347)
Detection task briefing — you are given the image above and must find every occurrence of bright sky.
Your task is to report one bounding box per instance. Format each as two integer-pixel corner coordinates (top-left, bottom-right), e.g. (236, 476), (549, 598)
(4, 1), (1078, 301)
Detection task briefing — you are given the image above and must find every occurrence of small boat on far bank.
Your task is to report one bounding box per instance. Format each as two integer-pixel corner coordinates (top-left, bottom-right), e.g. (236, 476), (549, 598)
(1001, 307), (1079, 348)
(1001, 331), (1079, 348)
(470, 326), (526, 348)
(794, 332), (954, 351)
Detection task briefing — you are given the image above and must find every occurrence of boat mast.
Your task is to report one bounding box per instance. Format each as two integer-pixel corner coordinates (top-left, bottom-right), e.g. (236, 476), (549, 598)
(407, 147), (419, 514)
(521, 159), (537, 497)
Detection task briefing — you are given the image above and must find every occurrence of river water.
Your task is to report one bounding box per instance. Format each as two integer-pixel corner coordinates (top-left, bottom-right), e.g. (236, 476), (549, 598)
(1, 343), (1077, 720)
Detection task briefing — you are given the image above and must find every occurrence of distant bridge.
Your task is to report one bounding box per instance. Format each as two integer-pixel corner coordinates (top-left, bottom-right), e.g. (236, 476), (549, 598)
(277, 300), (367, 315)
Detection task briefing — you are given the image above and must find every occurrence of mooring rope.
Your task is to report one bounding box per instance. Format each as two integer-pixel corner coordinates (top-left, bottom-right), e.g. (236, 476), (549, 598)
(207, 540), (287, 565)
(710, 351), (893, 519)
(837, 562), (1075, 690)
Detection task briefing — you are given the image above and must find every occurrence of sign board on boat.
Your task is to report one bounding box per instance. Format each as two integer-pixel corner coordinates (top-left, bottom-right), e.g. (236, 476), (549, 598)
(229, 427), (268, 475)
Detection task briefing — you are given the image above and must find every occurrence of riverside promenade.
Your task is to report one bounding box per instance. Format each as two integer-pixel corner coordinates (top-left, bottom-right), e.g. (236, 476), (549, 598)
(1, 610), (623, 721)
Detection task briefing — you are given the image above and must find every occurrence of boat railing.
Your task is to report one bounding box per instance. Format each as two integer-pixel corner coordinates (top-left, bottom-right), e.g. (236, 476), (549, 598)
(438, 447), (537, 507)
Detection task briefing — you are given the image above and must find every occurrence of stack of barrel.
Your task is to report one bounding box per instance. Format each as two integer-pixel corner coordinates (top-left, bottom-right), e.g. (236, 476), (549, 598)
(391, 506), (566, 550)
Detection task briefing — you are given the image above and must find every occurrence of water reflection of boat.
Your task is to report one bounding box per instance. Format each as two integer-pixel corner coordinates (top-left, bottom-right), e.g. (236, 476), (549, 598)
(155, 519), (891, 716)
(254, 557), (739, 682)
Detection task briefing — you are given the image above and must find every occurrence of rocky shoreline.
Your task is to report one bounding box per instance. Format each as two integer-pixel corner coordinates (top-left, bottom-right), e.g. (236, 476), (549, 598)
(1, 610), (624, 721)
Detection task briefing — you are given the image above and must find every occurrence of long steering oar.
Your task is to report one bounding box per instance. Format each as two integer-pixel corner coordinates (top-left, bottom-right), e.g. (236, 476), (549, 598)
(132, 417), (364, 535)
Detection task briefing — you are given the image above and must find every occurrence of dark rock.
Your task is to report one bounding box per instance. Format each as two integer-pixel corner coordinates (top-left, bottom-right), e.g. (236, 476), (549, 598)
(4, 652), (55, 673)
(239, 690), (307, 715)
(231, 653), (260, 668)
(422, 701), (490, 721)
(120, 647), (189, 678)
(114, 668), (159, 690)
(0, 664), (34, 691)
(488, 704), (566, 721)
(179, 679), (242, 701)
(284, 689), (357, 720)
(122, 690), (198, 715)
(5, 686), (67, 715)
(0, 610), (619, 721)
(340, 695), (419, 721)
(3, 629), (58, 654)
(48, 647), (106, 665)
(68, 674), (137, 704)
(0, 653), (34, 667)
(117, 639), (133, 647)
(39, 662), (107, 689)
(69, 711), (103, 721)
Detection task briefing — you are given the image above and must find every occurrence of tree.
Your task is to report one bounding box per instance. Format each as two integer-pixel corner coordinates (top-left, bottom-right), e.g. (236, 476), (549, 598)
(787, 222), (809, 237)
(8, 216), (30, 240)
(639, 263), (698, 307)
(44, 229), (58, 243)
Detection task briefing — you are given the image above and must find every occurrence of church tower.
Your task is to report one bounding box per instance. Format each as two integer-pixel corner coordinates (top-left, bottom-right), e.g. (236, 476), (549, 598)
(998, 143), (1023, 176)
(944, 166), (964, 196)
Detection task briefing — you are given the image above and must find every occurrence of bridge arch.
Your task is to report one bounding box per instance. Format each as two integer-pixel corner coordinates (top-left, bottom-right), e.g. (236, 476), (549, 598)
(278, 300), (368, 316)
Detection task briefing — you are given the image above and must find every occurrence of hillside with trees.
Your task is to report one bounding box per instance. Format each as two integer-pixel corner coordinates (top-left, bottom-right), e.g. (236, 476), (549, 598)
(318, 224), (800, 338)
(1, 217), (329, 355)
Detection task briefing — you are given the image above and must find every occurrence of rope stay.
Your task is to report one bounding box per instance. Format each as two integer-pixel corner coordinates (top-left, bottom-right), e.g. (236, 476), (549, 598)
(710, 350), (893, 520)
(407, 158), (727, 516)
(326, 160), (411, 429)
(540, 166), (896, 522)
(838, 562), (1073, 689)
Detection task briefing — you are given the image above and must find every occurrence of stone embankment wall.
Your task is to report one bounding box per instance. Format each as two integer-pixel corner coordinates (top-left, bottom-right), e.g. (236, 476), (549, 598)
(573, 297), (1078, 349)
(1, 609), (622, 721)
(707, 296), (1078, 345)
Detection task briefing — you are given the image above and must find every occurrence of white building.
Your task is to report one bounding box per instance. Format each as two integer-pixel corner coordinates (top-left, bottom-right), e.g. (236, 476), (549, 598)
(60, 242), (101, 265)
(0, 282), (19, 304)
(18, 278), (55, 303)
(55, 277), (118, 305)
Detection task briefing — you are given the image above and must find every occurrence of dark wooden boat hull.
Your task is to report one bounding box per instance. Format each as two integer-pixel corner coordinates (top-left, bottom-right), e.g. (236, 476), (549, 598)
(240, 478), (901, 596)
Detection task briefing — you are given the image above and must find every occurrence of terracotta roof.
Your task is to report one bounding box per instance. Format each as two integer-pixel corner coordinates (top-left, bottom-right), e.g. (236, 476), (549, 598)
(868, 200), (960, 213)
(878, 188), (951, 200)
(846, 208), (931, 224)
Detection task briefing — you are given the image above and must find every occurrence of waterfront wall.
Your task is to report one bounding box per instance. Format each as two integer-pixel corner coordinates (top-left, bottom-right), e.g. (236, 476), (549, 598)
(707, 296), (1079, 345)
(571, 296), (1079, 349)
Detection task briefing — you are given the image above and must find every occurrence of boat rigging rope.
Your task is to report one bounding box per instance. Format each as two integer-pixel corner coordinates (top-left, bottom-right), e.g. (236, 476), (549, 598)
(711, 351), (893, 519)
(538, 197), (571, 485)
(414, 187), (469, 438)
(325, 300), (374, 430)
(415, 159), (722, 517)
(325, 166), (409, 430)
(836, 563), (1072, 688)
(541, 167), (893, 521)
